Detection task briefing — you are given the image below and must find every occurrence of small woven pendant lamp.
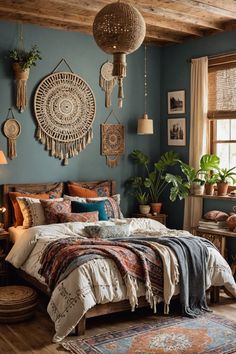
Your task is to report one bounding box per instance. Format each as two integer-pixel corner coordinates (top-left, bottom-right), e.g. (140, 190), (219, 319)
(93, 1), (146, 108)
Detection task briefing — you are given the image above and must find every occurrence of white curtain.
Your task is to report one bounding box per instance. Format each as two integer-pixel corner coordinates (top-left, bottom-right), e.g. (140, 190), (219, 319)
(183, 56), (209, 231)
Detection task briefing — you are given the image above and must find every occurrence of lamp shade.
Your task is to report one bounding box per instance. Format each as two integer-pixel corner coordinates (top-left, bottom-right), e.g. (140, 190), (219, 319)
(137, 113), (153, 135)
(0, 150), (7, 164)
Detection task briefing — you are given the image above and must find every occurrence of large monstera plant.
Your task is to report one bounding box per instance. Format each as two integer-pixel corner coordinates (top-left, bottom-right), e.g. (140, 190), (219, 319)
(126, 149), (180, 204)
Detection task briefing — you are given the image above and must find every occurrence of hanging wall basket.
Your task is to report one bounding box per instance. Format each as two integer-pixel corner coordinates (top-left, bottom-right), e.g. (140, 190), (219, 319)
(34, 66), (96, 165)
(13, 63), (30, 113)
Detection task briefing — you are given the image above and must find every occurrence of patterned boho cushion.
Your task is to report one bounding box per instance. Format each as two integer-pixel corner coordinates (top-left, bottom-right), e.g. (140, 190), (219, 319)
(69, 180), (112, 197)
(204, 210), (229, 221)
(58, 211), (99, 223)
(9, 192), (49, 226)
(84, 224), (131, 239)
(16, 197), (47, 228)
(40, 199), (71, 224)
(71, 200), (108, 221)
(68, 184), (98, 198)
(87, 194), (123, 219)
(63, 195), (86, 203)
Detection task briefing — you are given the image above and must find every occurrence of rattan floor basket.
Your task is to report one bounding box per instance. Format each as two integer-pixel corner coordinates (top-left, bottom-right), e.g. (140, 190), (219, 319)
(0, 285), (38, 323)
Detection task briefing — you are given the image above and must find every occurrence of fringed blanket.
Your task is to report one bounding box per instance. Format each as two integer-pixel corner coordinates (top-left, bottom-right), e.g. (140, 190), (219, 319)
(39, 238), (163, 311)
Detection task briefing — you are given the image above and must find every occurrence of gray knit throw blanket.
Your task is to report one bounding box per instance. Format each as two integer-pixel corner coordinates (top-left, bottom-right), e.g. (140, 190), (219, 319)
(125, 236), (213, 318)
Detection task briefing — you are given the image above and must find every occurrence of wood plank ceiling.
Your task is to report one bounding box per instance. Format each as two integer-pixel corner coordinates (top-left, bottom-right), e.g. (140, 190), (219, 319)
(0, 0), (236, 46)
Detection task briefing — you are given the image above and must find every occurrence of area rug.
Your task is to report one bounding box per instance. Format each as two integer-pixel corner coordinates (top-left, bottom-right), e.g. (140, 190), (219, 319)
(62, 313), (236, 354)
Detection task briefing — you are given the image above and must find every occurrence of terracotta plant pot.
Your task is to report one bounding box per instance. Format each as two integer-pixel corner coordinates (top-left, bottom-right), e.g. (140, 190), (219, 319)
(217, 182), (228, 196)
(204, 183), (215, 196)
(150, 202), (162, 214)
(139, 204), (151, 215)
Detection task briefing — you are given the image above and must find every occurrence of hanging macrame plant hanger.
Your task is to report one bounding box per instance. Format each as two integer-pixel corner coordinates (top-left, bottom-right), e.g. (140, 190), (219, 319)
(101, 109), (125, 168)
(34, 58), (96, 165)
(3, 108), (21, 159)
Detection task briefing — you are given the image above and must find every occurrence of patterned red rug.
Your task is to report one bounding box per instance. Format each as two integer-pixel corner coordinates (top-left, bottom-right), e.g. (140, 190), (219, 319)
(62, 313), (236, 354)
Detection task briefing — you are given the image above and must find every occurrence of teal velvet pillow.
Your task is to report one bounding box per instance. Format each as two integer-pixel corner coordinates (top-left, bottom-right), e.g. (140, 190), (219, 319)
(71, 200), (108, 221)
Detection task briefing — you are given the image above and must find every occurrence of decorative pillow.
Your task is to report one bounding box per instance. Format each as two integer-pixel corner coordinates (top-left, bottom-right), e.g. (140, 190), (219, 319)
(84, 224), (131, 239)
(87, 195), (123, 219)
(40, 199), (71, 224)
(16, 197), (46, 229)
(71, 200), (108, 221)
(204, 210), (229, 221)
(68, 184), (98, 198)
(63, 194), (86, 203)
(9, 191), (49, 226)
(69, 180), (112, 197)
(58, 211), (99, 223)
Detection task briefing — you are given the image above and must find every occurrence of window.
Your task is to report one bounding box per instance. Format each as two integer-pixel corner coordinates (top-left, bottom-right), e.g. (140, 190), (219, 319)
(208, 54), (236, 171)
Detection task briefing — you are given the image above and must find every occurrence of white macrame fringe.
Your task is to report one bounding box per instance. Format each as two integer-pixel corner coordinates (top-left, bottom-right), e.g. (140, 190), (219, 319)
(36, 127), (93, 165)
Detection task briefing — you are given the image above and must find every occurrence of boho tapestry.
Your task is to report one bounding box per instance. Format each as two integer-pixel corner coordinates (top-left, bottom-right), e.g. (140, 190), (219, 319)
(101, 123), (125, 168)
(34, 71), (96, 165)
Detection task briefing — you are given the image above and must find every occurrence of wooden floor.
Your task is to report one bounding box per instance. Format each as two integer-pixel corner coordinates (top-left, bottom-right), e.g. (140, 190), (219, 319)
(0, 293), (235, 354)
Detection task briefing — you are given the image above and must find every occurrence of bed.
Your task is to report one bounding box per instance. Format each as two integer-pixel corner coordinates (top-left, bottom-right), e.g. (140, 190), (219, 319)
(3, 181), (236, 343)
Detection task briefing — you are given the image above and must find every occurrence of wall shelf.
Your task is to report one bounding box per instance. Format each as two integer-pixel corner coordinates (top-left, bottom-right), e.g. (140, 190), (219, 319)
(190, 194), (236, 201)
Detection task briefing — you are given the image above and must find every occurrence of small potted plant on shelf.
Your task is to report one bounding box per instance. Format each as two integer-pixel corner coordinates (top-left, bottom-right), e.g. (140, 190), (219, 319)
(126, 149), (180, 214)
(9, 45), (42, 112)
(165, 154), (220, 201)
(125, 176), (150, 214)
(215, 167), (236, 196)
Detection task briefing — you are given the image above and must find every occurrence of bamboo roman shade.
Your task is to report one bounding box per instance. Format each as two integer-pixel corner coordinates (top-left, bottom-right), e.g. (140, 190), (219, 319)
(208, 53), (236, 119)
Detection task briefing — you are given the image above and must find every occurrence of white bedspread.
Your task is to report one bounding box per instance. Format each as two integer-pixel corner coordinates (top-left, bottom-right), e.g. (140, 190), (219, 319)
(6, 218), (236, 342)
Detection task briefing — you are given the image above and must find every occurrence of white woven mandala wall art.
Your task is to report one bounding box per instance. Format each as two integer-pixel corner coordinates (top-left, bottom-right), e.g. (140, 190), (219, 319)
(34, 71), (96, 165)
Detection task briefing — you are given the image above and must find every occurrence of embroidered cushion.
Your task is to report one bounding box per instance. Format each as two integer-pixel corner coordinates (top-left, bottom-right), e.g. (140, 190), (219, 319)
(9, 192), (49, 226)
(69, 180), (112, 197)
(58, 211), (99, 223)
(16, 197), (46, 228)
(71, 200), (108, 221)
(84, 224), (131, 239)
(40, 199), (71, 224)
(204, 210), (229, 221)
(68, 184), (98, 198)
(87, 194), (123, 219)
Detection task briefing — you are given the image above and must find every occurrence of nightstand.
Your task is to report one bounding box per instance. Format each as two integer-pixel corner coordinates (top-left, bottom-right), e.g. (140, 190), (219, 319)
(0, 230), (10, 286)
(133, 213), (167, 226)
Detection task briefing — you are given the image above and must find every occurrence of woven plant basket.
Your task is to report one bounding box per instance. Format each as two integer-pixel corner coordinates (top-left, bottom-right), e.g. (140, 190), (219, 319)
(12, 62), (30, 112)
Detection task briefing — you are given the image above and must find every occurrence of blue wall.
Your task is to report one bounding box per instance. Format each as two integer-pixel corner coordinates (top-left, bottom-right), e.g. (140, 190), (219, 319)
(0, 21), (160, 216)
(161, 29), (236, 230)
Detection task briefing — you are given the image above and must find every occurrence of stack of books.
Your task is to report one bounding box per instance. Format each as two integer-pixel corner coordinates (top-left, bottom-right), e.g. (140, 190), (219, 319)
(198, 219), (228, 230)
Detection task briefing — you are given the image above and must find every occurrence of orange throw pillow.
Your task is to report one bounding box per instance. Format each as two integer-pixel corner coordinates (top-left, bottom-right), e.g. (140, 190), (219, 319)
(68, 184), (98, 198)
(9, 191), (49, 226)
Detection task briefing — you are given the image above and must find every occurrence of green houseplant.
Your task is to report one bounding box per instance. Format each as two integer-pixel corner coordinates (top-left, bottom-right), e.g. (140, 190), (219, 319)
(9, 45), (42, 112)
(165, 153), (220, 201)
(125, 176), (150, 214)
(215, 166), (236, 196)
(126, 149), (180, 213)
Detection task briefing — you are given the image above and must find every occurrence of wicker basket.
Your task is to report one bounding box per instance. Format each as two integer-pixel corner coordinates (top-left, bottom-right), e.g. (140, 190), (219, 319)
(0, 285), (37, 323)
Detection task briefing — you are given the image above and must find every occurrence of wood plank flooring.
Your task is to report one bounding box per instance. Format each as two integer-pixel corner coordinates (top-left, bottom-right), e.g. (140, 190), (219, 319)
(0, 293), (235, 354)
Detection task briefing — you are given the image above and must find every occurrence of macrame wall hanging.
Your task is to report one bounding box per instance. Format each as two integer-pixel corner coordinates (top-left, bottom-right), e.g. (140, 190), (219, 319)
(34, 59), (96, 165)
(3, 108), (21, 159)
(101, 110), (125, 168)
(99, 61), (116, 107)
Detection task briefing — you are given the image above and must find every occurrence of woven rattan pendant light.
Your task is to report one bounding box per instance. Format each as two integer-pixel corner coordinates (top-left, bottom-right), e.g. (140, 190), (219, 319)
(93, 1), (146, 108)
(137, 45), (153, 135)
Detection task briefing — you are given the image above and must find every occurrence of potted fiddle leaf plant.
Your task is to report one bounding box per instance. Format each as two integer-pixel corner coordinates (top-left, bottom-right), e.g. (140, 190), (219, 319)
(215, 167), (236, 196)
(9, 45), (42, 112)
(127, 149), (180, 213)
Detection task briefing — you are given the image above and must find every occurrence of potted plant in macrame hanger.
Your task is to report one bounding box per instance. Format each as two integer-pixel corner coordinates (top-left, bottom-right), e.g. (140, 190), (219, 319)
(9, 45), (41, 112)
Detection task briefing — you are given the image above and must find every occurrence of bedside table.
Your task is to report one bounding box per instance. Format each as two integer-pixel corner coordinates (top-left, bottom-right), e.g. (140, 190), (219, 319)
(0, 230), (10, 286)
(133, 213), (167, 226)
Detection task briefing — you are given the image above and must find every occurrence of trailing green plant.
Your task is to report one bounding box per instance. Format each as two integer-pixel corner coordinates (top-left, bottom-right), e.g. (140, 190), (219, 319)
(9, 45), (42, 70)
(126, 149), (180, 203)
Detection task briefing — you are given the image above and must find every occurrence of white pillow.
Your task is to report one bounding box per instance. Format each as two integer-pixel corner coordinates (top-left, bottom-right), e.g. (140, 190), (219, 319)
(63, 194), (86, 203)
(16, 197), (46, 228)
(130, 217), (167, 234)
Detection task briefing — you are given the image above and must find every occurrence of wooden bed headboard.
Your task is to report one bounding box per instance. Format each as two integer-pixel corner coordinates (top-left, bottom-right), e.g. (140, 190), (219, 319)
(2, 180), (116, 229)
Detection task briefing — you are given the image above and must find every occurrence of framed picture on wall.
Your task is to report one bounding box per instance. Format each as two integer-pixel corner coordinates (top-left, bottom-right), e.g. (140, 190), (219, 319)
(168, 118), (186, 146)
(167, 90), (185, 114)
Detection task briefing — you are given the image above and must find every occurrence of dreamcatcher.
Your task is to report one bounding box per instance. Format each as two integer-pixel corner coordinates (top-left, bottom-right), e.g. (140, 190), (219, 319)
(101, 110), (125, 168)
(34, 59), (96, 165)
(99, 61), (116, 107)
(3, 108), (21, 159)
